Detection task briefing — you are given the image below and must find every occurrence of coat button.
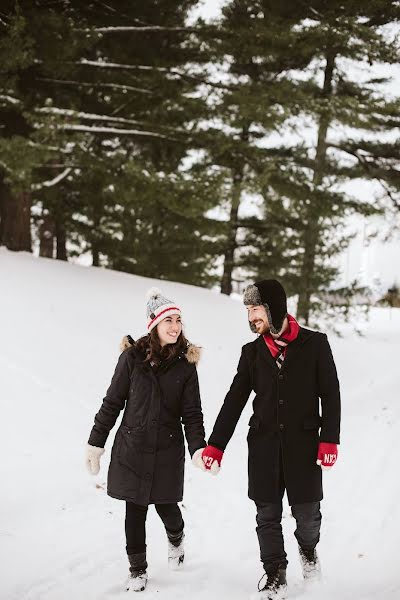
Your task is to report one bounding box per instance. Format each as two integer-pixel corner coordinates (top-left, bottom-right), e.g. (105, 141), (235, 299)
(145, 473), (151, 480)
(278, 374), (284, 380)
(127, 430), (131, 434)
(279, 424), (284, 431)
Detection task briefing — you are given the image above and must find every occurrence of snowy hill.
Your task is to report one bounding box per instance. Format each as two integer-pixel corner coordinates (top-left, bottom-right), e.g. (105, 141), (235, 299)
(1, 248), (399, 600)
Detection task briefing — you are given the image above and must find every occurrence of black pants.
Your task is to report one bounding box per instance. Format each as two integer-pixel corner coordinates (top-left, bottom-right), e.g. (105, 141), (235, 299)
(125, 502), (184, 555)
(255, 449), (321, 574)
(256, 500), (322, 574)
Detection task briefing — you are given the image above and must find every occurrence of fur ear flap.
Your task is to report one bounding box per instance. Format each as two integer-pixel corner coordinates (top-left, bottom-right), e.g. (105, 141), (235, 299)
(120, 335), (135, 352)
(185, 344), (202, 365)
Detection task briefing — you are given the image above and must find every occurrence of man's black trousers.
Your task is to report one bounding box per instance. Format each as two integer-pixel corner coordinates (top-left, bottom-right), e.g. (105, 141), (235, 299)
(254, 449), (322, 574)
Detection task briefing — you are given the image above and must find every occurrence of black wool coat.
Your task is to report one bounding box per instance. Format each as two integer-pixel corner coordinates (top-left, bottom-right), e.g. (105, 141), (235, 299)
(208, 328), (341, 505)
(88, 340), (206, 506)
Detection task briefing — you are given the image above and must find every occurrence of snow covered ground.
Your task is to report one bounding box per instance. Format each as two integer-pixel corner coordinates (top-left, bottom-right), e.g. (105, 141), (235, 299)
(1, 248), (399, 600)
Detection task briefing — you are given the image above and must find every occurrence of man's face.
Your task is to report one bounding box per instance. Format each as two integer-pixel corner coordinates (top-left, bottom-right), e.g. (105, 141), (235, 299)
(247, 304), (270, 335)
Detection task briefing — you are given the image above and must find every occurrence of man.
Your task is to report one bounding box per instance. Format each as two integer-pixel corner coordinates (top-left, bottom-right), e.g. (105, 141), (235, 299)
(201, 280), (340, 599)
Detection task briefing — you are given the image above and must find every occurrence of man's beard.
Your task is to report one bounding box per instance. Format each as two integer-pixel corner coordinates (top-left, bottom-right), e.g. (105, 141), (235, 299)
(250, 321), (270, 335)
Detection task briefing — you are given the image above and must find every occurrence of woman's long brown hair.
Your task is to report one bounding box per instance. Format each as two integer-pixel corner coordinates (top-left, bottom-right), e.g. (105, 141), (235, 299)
(136, 326), (189, 365)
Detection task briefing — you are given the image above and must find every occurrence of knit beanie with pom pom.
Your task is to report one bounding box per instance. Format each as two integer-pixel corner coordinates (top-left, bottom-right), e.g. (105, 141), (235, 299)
(146, 287), (181, 332)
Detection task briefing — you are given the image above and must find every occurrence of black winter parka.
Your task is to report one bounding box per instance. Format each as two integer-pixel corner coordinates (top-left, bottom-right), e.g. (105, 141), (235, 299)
(88, 341), (206, 506)
(208, 328), (341, 505)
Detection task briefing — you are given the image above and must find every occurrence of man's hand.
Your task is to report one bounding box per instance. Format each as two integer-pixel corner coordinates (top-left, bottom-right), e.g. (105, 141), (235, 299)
(202, 445), (224, 475)
(316, 442), (338, 470)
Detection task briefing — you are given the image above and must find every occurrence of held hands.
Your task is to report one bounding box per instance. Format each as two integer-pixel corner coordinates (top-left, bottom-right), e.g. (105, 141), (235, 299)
(192, 446), (224, 475)
(201, 445), (224, 475)
(316, 442), (338, 470)
(86, 444), (105, 475)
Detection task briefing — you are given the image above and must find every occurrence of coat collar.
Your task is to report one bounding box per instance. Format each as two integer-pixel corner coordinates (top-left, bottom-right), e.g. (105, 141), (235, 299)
(119, 335), (201, 365)
(256, 327), (316, 372)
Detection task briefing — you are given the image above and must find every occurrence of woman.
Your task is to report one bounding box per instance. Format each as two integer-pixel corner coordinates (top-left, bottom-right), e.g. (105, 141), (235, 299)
(86, 288), (206, 592)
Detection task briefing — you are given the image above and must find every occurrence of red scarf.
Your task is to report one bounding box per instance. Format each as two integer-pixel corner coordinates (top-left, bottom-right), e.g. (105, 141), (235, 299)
(263, 314), (300, 360)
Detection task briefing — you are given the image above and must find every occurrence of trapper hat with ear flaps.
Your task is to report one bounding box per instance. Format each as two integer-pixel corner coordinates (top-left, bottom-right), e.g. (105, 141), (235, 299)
(146, 287), (181, 332)
(243, 279), (287, 335)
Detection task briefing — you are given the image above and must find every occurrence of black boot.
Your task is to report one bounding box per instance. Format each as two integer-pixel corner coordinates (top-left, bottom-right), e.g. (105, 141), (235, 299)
(298, 545), (321, 580)
(127, 552), (148, 592)
(258, 566), (287, 599)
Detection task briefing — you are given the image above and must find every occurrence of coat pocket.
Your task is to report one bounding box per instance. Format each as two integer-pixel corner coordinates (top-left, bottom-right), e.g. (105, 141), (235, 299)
(157, 427), (184, 451)
(118, 425), (144, 476)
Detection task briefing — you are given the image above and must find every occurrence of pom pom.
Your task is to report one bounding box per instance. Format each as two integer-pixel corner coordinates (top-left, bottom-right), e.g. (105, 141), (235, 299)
(146, 286), (162, 300)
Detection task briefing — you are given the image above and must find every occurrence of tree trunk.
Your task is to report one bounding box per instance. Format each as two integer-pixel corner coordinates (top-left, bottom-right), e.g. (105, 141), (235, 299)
(56, 219), (68, 261)
(220, 168), (243, 295)
(0, 180), (32, 252)
(92, 245), (100, 267)
(220, 126), (249, 296)
(297, 52), (335, 324)
(39, 215), (55, 258)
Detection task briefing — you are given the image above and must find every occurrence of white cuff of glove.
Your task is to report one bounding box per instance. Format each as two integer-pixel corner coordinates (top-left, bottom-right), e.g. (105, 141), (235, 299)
(209, 460), (220, 476)
(86, 444), (105, 475)
(316, 459), (333, 471)
(192, 448), (206, 472)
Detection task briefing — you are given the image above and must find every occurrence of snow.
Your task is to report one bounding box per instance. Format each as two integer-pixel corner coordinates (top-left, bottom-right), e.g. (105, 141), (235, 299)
(32, 167), (72, 190)
(37, 107), (142, 126)
(52, 124), (171, 138)
(1, 248), (399, 600)
(79, 59), (169, 72)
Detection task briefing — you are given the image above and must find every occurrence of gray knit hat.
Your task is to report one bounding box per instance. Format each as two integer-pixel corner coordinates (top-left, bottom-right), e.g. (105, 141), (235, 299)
(146, 287), (181, 332)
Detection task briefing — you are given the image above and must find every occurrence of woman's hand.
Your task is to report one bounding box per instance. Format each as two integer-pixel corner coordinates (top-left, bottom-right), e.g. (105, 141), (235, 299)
(191, 448), (207, 472)
(86, 444), (105, 475)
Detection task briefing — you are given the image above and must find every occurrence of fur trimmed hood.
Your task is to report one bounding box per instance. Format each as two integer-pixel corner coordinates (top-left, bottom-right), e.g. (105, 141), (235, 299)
(119, 335), (201, 365)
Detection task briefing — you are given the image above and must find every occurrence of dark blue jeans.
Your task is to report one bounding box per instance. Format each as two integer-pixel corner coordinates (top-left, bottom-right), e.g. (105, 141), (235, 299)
(255, 500), (322, 574)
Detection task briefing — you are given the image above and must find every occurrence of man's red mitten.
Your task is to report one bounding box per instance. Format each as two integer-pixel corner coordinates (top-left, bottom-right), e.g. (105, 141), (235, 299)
(202, 445), (224, 475)
(316, 442), (338, 470)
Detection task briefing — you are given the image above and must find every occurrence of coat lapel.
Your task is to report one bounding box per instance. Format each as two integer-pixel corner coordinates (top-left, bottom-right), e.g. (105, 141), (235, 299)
(256, 335), (279, 372)
(281, 327), (315, 372)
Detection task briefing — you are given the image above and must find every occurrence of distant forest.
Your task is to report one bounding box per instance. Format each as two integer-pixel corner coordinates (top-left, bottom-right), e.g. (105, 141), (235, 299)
(1, 1), (399, 323)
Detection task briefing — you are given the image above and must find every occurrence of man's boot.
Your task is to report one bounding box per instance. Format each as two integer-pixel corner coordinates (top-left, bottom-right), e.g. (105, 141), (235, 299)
(126, 552), (148, 592)
(298, 545), (321, 581)
(258, 566), (287, 599)
(167, 529), (185, 570)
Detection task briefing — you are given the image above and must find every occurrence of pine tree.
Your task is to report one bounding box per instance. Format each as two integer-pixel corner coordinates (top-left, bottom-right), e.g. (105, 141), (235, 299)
(197, 0), (312, 295)
(0, 1), (223, 286)
(278, 1), (400, 323)
(206, 0), (400, 323)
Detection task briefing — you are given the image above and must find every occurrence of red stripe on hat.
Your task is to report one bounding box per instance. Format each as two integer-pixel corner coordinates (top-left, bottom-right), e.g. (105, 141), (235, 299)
(147, 306), (181, 329)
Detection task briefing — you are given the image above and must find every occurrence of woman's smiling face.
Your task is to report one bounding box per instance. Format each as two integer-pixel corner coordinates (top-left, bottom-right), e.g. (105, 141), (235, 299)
(156, 314), (182, 346)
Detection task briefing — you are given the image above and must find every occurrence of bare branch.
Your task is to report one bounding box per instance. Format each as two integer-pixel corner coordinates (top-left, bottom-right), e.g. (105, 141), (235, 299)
(47, 123), (180, 141)
(75, 59), (237, 91)
(78, 25), (203, 33)
(37, 77), (154, 95)
(36, 106), (143, 126)
(32, 167), (72, 191)
(329, 142), (400, 211)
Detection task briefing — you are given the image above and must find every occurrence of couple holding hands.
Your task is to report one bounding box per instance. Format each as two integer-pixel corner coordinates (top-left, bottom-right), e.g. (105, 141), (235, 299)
(86, 280), (341, 599)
